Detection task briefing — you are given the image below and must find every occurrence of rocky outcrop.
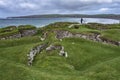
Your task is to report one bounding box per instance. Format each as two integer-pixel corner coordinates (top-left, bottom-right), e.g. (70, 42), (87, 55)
(54, 30), (120, 46)
(27, 43), (48, 66)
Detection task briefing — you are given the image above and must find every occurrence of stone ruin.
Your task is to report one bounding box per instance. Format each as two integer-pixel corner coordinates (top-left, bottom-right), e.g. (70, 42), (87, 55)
(0, 29), (37, 40)
(54, 30), (120, 46)
(40, 32), (48, 41)
(27, 44), (68, 66)
(46, 45), (68, 57)
(27, 44), (47, 66)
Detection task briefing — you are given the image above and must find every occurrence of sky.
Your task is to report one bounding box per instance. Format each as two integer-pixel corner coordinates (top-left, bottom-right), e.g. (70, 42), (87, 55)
(0, 0), (120, 18)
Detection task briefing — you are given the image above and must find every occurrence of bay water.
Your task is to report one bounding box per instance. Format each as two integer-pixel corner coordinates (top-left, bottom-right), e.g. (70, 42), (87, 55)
(0, 18), (119, 28)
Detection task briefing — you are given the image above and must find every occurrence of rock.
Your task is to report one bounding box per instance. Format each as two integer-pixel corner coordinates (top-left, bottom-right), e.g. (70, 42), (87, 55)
(0, 38), (6, 40)
(46, 45), (62, 51)
(59, 46), (68, 57)
(81, 35), (87, 39)
(60, 39), (62, 41)
(96, 35), (102, 42)
(46, 45), (55, 51)
(28, 49), (35, 66)
(40, 37), (45, 41)
(59, 50), (68, 58)
(118, 42), (120, 46)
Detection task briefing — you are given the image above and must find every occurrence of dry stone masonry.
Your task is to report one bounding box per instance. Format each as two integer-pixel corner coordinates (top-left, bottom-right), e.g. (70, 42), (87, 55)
(40, 32), (48, 41)
(0, 29), (37, 40)
(0, 33), (21, 40)
(54, 30), (120, 46)
(27, 44), (48, 66)
(46, 44), (68, 57)
(27, 43), (68, 66)
(20, 30), (37, 37)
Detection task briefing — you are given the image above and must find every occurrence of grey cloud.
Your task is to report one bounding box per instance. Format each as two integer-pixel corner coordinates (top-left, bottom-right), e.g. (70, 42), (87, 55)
(0, 0), (120, 17)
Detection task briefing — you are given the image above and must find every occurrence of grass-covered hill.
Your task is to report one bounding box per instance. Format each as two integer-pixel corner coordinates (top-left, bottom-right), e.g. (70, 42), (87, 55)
(0, 22), (120, 80)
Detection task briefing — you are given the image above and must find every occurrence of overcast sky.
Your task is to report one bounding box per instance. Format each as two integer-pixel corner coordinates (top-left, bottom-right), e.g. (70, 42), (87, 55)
(0, 0), (120, 18)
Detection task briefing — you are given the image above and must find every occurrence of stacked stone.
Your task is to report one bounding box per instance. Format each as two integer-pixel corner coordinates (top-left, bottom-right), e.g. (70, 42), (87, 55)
(46, 45), (68, 57)
(27, 44), (47, 66)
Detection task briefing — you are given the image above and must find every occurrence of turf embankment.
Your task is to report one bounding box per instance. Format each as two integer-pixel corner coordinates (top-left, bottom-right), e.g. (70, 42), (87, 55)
(0, 25), (36, 39)
(0, 22), (120, 80)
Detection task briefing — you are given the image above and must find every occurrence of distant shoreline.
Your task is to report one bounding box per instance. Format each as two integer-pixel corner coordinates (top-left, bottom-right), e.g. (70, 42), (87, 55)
(7, 14), (120, 20)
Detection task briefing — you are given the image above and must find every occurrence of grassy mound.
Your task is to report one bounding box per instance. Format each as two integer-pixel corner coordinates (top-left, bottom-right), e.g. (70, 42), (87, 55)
(101, 29), (120, 41)
(0, 25), (36, 38)
(18, 25), (36, 30)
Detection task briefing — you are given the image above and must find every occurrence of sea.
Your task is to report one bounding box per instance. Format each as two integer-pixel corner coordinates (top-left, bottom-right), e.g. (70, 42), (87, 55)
(0, 18), (119, 28)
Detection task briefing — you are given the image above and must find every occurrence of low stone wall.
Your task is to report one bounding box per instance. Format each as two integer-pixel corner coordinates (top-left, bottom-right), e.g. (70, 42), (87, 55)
(54, 30), (120, 46)
(54, 30), (99, 41)
(0, 29), (37, 40)
(0, 33), (21, 40)
(100, 37), (120, 46)
(46, 44), (68, 57)
(27, 43), (48, 66)
(27, 44), (68, 66)
(20, 30), (37, 37)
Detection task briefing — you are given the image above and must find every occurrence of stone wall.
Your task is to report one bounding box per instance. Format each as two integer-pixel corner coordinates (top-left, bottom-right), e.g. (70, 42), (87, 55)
(46, 44), (68, 58)
(27, 44), (68, 66)
(0, 29), (37, 40)
(0, 33), (21, 40)
(20, 30), (37, 37)
(54, 30), (120, 46)
(27, 43), (48, 66)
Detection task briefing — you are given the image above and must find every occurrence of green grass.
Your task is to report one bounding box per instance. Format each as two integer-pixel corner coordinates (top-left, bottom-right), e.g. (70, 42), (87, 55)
(0, 29), (19, 38)
(0, 22), (120, 80)
(0, 36), (41, 48)
(0, 37), (120, 80)
(18, 25), (36, 30)
(0, 25), (36, 38)
(0, 26), (17, 33)
(101, 29), (120, 41)
(87, 23), (120, 30)
(68, 25), (101, 35)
